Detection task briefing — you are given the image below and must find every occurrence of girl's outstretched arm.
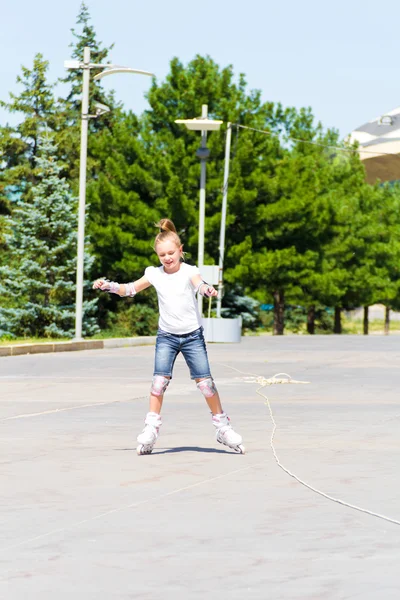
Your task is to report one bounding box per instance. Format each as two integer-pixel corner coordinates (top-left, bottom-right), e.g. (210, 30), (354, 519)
(191, 274), (218, 297)
(93, 275), (151, 297)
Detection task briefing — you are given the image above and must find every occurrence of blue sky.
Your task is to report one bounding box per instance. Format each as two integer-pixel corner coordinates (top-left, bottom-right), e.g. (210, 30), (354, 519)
(1, 0), (399, 138)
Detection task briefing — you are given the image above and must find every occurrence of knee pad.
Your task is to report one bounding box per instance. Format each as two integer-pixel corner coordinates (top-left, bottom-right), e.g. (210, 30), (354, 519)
(151, 375), (170, 396)
(197, 377), (217, 398)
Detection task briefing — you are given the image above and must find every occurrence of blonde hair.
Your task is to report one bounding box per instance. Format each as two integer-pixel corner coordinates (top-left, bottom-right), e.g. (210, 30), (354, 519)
(154, 218), (183, 254)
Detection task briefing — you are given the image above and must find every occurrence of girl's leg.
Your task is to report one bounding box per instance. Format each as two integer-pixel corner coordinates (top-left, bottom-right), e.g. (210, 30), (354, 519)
(136, 332), (179, 455)
(150, 331), (179, 412)
(149, 393), (163, 414)
(195, 376), (244, 452)
(181, 330), (245, 453)
(194, 379), (223, 415)
(180, 329), (223, 413)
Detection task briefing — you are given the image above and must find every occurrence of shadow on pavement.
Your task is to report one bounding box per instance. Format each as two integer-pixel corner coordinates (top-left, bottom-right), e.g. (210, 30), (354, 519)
(115, 445), (235, 454)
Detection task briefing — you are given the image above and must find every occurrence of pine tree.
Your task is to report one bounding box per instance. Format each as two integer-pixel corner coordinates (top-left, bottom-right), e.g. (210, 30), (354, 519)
(223, 118), (346, 334)
(0, 136), (98, 339)
(62, 1), (114, 119)
(141, 55), (347, 330)
(57, 2), (120, 185)
(142, 55), (293, 271)
(318, 175), (399, 333)
(87, 109), (161, 282)
(0, 53), (57, 202)
(327, 180), (400, 333)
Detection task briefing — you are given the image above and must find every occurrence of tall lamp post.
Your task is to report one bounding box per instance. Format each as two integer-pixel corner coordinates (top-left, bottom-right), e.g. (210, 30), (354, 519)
(175, 105), (222, 314)
(216, 122), (232, 318)
(64, 47), (154, 340)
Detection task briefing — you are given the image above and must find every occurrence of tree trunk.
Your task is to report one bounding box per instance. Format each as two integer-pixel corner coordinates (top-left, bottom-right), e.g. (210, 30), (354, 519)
(334, 307), (342, 334)
(363, 306), (369, 335)
(384, 306), (390, 335)
(307, 305), (315, 335)
(273, 290), (284, 335)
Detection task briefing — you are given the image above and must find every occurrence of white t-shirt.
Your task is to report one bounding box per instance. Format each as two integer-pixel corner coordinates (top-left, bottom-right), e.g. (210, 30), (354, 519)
(144, 263), (202, 334)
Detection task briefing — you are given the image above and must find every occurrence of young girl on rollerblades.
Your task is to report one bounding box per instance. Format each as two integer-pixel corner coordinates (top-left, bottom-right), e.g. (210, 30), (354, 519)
(93, 219), (244, 455)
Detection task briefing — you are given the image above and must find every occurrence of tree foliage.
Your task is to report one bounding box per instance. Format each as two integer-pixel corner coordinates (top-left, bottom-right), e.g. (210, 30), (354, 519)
(0, 53), (58, 203)
(0, 136), (98, 338)
(2, 4), (400, 338)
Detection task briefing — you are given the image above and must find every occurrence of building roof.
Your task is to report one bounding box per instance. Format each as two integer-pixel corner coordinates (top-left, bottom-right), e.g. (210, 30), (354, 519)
(349, 106), (400, 183)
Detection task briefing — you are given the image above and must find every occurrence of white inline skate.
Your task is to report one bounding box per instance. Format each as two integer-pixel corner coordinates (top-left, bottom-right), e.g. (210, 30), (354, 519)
(136, 412), (162, 455)
(212, 413), (245, 454)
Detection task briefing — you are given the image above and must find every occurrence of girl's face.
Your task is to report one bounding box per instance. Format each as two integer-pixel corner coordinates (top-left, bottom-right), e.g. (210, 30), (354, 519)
(156, 239), (183, 273)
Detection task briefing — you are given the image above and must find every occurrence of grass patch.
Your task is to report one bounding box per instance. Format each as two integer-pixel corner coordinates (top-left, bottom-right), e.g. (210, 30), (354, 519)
(342, 318), (400, 335)
(253, 315), (400, 335)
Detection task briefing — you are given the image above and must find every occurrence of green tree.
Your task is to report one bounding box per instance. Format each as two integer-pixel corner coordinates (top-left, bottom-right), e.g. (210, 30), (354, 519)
(295, 143), (367, 334)
(141, 55), (296, 313)
(57, 2), (119, 181)
(315, 172), (400, 335)
(62, 2), (114, 119)
(0, 53), (57, 202)
(357, 183), (400, 334)
(141, 55), (359, 332)
(87, 109), (162, 280)
(0, 136), (98, 338)
(225, 118), (347, 334)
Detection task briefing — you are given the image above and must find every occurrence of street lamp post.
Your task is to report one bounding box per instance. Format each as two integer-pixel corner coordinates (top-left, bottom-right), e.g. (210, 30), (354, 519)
(64, 47), (154, 340)
(198, 104), (208, 279)
(175, 105), (222, 314)
(75, 46), (90, 344)
(216, 122), (232, 318)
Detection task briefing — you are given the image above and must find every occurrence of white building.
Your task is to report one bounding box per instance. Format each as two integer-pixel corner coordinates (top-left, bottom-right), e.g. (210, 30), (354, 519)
(349, 106), (400, 183)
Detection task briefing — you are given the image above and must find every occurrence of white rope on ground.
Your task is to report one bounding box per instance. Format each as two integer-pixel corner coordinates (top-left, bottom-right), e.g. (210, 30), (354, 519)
(218, 362), (400, 527)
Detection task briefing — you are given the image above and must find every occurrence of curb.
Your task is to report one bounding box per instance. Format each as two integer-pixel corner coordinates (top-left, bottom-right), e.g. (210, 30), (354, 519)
(0, 336), (156, 358)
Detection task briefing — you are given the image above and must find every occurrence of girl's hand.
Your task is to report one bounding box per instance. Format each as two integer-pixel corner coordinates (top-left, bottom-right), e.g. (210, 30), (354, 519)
(203, 284), (218, 297)
(93, 278), (110, 291)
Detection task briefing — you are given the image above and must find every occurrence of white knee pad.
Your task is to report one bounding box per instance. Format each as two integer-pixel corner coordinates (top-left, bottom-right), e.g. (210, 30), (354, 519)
(197, 377), (217, 398)
(151, 375), (170, 396)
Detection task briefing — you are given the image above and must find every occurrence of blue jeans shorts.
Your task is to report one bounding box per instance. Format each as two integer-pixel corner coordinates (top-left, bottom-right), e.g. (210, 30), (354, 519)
(154, 327), (212, 380)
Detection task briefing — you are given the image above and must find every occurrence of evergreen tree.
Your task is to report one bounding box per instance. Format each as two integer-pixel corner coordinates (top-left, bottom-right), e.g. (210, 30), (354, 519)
(57, 2), (120, 185)
(87, 109), (162, 281)
(142, 55), (360, 330)
(336, 181), (400, 333)
(0, 136), (98, 339)
(295, 141), (367, 333)
(224, 120), (346, 333)
(62, 1), (114, 119)
(376, 183), (400, 330)
(142, 56), (294, 292)
(319, 175), (400, 333)
(0, 53), (57, 202)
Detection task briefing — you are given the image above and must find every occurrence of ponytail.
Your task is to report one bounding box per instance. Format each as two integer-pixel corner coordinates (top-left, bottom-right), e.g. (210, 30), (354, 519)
(156, 218), (177, 234)
(153, 218), (182, 253)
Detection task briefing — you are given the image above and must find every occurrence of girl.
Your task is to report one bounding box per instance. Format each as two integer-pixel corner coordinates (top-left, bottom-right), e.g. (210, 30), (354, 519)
(93, 219), (245, 455)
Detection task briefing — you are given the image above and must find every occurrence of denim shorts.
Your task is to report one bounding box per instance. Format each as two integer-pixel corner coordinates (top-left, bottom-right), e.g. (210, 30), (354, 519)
(154, 327), (212, 380)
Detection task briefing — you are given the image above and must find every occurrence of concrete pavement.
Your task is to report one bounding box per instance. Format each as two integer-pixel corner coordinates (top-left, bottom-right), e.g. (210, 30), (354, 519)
(1, 335), (400, 599)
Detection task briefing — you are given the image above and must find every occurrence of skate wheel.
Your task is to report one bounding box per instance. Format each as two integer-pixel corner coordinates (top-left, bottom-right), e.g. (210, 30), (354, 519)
(137, 444), (153, 455)
(217, 439), (246, 454)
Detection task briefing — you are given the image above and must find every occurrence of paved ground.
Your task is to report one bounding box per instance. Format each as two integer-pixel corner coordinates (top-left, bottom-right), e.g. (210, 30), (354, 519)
(1, 335), (400, 600)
